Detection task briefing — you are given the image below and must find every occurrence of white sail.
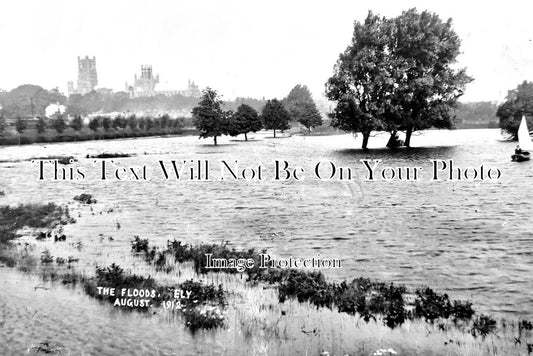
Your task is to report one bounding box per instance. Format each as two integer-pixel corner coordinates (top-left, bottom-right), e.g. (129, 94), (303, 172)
(518, 116), (533, 151)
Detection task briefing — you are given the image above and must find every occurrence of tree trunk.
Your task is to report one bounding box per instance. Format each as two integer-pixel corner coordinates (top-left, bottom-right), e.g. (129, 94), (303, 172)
(404, 127), (413, 148)
(273, 129), (276, 138)
(362, 131), (370, 150)
(386, 131), (402, 148)
(213, 136), (217, 145)
(244, 132), (248, 141)
(308, 127), (311, 134)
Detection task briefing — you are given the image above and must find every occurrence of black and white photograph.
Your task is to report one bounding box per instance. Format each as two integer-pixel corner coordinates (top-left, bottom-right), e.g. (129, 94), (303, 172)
(1, 0), (532, 355)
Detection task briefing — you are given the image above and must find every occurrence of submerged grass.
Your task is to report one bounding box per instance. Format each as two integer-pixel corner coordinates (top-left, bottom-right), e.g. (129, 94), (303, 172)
(1, 203), (225, 331)
(36, 261), (227, 332)
(131, 238), (477, 330)
(0, 203), (72, 244)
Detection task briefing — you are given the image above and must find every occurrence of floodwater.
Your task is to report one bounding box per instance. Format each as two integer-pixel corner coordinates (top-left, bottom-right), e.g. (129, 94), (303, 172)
(0, 129), (532, 322)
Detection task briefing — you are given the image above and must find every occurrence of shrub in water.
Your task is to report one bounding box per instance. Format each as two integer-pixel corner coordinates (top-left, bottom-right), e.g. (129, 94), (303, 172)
(471, 314), (497, 338)
(73, 193), (97, 204)
(131, 236), (150, 254)
(182, 303), (225, 332)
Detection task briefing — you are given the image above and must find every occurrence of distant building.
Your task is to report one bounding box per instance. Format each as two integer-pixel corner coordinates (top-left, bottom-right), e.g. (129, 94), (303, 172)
(128, 65), (159, 97)
(67, 56), (98, 96)
(126, 65), (201, 98)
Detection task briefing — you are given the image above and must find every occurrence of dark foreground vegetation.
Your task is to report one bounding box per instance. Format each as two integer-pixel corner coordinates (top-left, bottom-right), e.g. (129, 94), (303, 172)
(59, 263), (226, 332)
(32, 261), (226, 332)
(1, 203), (532, 339)
(0, 203), (72, 245)
(0, 204), (226, 332)
(129, 237), (520, 338)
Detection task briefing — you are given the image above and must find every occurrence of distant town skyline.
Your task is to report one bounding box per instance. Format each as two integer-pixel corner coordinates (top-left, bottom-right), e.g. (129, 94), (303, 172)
(1, 0), (532, 102)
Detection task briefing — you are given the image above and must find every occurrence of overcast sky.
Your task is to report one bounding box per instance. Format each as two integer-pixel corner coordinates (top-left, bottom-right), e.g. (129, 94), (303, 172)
(1, 0), (532, 102)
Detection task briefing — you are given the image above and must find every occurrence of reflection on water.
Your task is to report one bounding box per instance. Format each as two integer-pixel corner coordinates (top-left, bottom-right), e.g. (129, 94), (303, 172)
(1, 129), (532, 319)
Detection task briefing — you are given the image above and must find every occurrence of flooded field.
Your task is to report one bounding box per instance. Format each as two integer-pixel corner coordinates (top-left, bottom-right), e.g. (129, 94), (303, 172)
(0, 128), (532, 325)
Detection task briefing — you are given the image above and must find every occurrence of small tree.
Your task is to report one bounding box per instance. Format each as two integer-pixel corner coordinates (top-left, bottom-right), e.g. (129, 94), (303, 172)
(70, 115), (83, 133)
(283, 85), (322, 133)
(160, 114), (170, 130)
(172, 117), (183, 131)
(88, 117), (100, 133)
(138, 117), (146, 130)
(145, 117), (153, 131)
(112, 115), (122, 130)
(229, 104), (262, 141)
(15, 117), (27, 135)
(261, 99), (291, 138)
(36, 117), (46, 134)
(192, 88), (228, 145)
(152, 117), (162, 131)
(0, 115), (5, 136)
(293, 101), (322, 133)
(127, 114), (138, 131)
(283, 85), (315, 119)
(102, 117), (111, 132)
(53, 115), (67, 134)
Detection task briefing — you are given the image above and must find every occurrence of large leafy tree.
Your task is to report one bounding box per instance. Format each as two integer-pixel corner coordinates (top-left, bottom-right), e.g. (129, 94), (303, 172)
(389, 8), (472, 147)
(497, 81), (533, 139)
(326, 12), (396, 149)
(192, 88), (228, 145)
(261, 99), (291, 138)
(127, 115), (138, 131)
(326, 9), (471, 149)
(228, 104), (262, 141)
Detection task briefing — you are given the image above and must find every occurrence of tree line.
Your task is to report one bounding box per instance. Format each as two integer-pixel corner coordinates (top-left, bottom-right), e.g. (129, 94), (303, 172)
(0, 82), (324, 145)
(192, 85), (323, 145)
(0, 113), (187, 146)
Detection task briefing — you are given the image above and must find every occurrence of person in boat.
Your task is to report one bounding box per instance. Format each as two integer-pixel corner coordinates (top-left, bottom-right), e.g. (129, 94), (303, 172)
(515, 146), (522, 155)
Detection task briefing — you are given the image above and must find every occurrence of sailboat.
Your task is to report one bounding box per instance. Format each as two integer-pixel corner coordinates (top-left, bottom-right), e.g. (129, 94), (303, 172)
(511, 116), (532, 162)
